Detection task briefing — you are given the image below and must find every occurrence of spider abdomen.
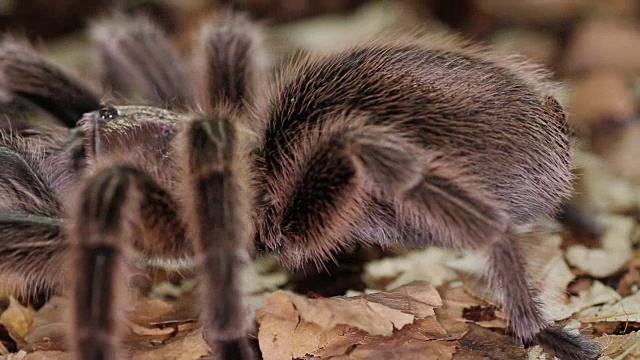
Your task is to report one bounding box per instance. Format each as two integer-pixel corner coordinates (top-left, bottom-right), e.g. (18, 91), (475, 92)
(261, 44), (571, 224)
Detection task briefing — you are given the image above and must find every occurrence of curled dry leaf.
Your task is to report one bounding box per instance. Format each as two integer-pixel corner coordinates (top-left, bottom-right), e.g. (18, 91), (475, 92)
(578, 291), (640, 323)
(617, 250), (640, 297)
(550, 281), (621, 321)
(0, 297), (34, 349)
(24, 297), (66, 352)
(3, 350), (69, 360)
(363, 248), (459, 290)
(572, 151), (640, 214)
(256, 281), (448, 360)
(454, 324), (528, 359)
(594, 331), (640, 358)
(129, 329), (209, 360)
(322, 338), (458, 360)
(438, 285), (507, 330)
(529, 234), (576, 308)
(566, 215), (635, 278)
(25, 290), (202, 355)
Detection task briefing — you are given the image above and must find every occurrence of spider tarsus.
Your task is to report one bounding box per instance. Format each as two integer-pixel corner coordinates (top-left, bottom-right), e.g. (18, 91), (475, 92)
(0, 38), (100, 127)
(181, 110), (256, 358)
(90, 13), (192, 109)
(533, 326), (603, 360)
(194, 11), (267, 112)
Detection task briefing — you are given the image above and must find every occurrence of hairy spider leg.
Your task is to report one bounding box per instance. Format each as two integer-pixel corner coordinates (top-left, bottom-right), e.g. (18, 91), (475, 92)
(0, 147), (67, 298)
(193, 12), (267, 113)
(0, 39), (100, 128)
(67, 161), (196, 359)
(91, 14), (192, 110)
(180, 111), (257, 360)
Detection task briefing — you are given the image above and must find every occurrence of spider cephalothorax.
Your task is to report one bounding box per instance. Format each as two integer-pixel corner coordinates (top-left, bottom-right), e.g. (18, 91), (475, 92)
(0, 11), (600, 360)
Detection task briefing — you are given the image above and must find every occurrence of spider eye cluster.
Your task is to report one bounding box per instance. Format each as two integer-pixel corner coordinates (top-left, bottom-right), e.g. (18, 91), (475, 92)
(98, 106), (119, 120)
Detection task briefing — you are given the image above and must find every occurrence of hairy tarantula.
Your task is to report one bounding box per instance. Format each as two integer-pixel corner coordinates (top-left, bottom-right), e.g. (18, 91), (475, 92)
(0, 11), (602, 360)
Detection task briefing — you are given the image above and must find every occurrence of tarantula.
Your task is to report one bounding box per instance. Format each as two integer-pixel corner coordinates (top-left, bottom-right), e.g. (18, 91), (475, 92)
(0, 11), (601, 360)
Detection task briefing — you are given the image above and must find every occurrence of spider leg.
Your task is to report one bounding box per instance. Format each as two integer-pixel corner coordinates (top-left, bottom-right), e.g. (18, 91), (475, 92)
(0, 147), (63, 216)
(0, 147), (67, 299)
(179, 110), (257, 359)
(90, 14), (192, 110)
(193, 12), (267, 113)
(0, 38), (101, 127)
(0, 214), (66, 299)
(348, 134), (602, 360)
(68, 165), (191, 359)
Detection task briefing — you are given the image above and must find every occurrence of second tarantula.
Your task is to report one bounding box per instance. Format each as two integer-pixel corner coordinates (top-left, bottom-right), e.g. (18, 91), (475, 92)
(0, 12), (601, 360)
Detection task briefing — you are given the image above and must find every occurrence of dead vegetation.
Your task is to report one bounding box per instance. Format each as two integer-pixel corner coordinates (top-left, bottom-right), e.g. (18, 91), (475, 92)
(1, 0), (639, 359)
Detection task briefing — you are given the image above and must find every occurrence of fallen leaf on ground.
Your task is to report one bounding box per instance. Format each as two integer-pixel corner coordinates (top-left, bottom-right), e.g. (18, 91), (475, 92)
(616, 249), (640, 296)
(0, 298), (34, 348)
(549, 281), (621, 321)
(453, 324), (528, 359)
(24, 298), (65, 352)
(594, 331), (640, 358)
(130, 329), (209, 360)
(438, 285), (507, 330)
(578, 291), (640, 323)
(566, 215), (635, 278)
(256, 281), (449, 360)
(290, 281), (441, 336)
(3, 350), (68, 360)
(363, 248), (459, 290)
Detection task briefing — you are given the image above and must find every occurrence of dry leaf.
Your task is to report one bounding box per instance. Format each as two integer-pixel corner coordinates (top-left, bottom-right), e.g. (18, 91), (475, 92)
(25, 297), (67, 352)
(130, 329), (209, 360)
(566, 215), (634, 278)
(532, 234), (576, 310)
(257, 293), (354, 360)
(127, 297), (175, 326)
(363, 248), (459, 290)
(454, 324), (528, 359)
(0, 298), (34, 348)
(1, 350), (68, 360)
(572, 151), (640, 214)
(617, 251), (640, 296)
(325, 338), (458, 360)
(438, 285), (507, 330)
(256, 281), (445, 360)
(578, 291), (640, 323)
(595, 331), (640, 358)
(550, 281), (621, 321)
(289, 281), (441, 337)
